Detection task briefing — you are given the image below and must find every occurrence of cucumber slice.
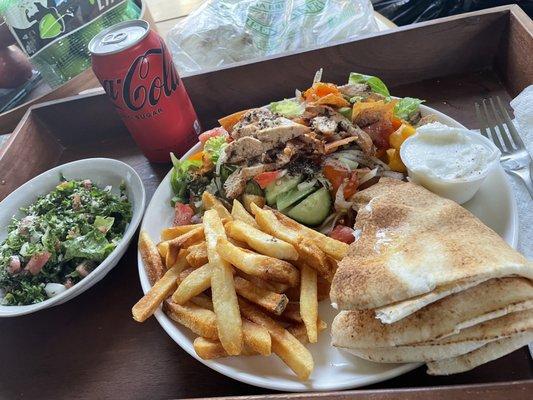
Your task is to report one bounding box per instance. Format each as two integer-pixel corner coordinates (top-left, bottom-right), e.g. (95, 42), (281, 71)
(265, 175), (302, 205)
(286, 187), (331, 226)
(276, 185), (317, 211)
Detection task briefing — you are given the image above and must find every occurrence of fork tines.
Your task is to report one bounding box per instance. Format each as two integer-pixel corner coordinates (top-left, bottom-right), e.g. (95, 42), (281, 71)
(475, 96), (525, 154)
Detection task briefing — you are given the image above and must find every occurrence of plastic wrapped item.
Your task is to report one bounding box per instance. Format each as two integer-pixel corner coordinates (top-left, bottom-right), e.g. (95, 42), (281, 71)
(1, 0), (141, 88)
(372, 0), (533, 26)
(167, 0), (378, 75)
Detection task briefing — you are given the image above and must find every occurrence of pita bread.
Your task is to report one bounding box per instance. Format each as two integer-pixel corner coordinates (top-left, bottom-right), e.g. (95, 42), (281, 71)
(338, 308), (533, 363)
(427, 331), (533, 375)
(343, 341), (487, 363)
(330, 178), (533, 311)
(331, 278), (533, 348)
(375, 277), (485, 324)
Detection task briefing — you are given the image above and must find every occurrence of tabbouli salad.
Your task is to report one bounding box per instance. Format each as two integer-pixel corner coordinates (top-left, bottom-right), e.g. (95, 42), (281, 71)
(0, 178), (131, 305)
(168, 70), (436, 243)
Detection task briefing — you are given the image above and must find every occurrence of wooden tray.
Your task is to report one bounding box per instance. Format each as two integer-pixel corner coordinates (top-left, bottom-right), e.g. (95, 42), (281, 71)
(0, 5), (532, 399)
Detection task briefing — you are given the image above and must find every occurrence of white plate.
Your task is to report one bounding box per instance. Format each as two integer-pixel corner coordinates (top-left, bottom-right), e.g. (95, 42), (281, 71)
(0, 158), (146, 317)
(138, 105), (518, 391)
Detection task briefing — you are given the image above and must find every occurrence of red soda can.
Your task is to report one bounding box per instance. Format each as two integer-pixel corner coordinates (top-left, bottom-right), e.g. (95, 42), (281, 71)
(88, 20), (200, 163)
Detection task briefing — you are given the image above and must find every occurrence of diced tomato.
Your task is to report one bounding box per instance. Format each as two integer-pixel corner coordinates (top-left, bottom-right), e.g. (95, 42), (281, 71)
(198, 127), (228, 144)
(391, 116), (403, 130)
(323, 163), (359, 199)
(362, 118), (394, 150)
(330, 225), (356, 244)
(25, 252), (51, 276)
(173, 202), (194, 226)
(254, 171), (282, 189)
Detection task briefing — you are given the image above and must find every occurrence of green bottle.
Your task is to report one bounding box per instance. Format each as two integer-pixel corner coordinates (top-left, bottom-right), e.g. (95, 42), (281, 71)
(1, 0), (141, 88)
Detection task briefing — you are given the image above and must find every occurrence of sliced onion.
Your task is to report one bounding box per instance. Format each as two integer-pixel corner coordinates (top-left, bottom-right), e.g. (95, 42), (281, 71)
(380, 170), (405, 180)
(295, 89), (303, 102)
(334, 181), (353, 212)
(313, 68), (323, 84)
(215, 145), (227, 176)
(318, 212), (344, 235)
(331, 149), (390, 170)
(359, 167), (379, 185)
(297, 179), (317, 191)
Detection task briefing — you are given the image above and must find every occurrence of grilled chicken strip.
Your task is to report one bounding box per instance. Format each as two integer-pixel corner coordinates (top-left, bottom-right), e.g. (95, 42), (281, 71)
(304, 105), (375, 155)
(224, 164), (276, 199)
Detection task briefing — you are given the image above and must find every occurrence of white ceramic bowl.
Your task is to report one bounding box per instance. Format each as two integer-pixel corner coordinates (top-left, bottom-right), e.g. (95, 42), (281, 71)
(400, 125), (501, 204)
(0, 158), (145, 317)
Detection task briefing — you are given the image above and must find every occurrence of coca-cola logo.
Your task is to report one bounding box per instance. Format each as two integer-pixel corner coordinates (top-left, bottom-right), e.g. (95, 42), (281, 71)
(102, 39), (180, 112)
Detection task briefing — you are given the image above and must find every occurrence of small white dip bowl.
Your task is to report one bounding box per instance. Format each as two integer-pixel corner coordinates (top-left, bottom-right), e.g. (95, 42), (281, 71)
(400, 124), (500, 204)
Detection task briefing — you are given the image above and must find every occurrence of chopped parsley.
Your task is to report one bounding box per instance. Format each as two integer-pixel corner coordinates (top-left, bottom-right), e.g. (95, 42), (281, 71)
(0, 178), (131, 305)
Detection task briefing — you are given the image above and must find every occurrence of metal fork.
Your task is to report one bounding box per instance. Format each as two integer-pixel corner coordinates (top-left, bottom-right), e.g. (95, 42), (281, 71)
(475, 96), (533, 198)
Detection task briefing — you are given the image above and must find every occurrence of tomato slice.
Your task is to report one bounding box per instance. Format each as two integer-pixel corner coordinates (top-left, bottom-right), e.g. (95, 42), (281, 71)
(254, 171), (282, 189)
(198, 127), (228, 144)
(362, 118), (394, 150)
(323, 163), (359, 199)
(173, 202), (194, 226)
(330, 225), (356, 244)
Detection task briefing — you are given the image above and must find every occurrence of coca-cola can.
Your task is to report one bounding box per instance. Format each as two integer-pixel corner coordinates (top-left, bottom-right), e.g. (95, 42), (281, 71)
(88, 20), (200, 163)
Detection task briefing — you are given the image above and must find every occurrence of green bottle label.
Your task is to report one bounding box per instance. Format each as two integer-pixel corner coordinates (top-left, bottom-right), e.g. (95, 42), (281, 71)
(2, 0), (127, 56)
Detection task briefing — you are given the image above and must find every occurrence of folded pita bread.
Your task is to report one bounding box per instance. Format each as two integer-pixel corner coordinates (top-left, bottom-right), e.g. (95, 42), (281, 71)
(338, 308), (533, 363)
(331, 278), (533, 348)
(375, 277), (484, 324)
(427, 331), (533, 375)
(330, 178), (533, 311)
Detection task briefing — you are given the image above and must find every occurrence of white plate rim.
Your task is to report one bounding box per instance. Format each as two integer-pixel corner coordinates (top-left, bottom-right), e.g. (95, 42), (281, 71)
(137, 104), (518, 391)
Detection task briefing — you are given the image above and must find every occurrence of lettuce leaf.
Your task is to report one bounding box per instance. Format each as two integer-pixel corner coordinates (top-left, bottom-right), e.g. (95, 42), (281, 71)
(93, 216), (114, 234)
(394, 97), (424, 121)
(63, 230), (114, 262)
(170, 152), (201, 206)
(204, 136), (228, 163)
(348, 72), (390, 97)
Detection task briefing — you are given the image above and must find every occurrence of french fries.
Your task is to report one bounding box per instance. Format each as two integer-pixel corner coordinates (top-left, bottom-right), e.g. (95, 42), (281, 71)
(288, 320), (328, 344)
(217, 238), (299, 286)
(157, 241), (169, 259)
(133, 195), (337, 380)
(272, 210), (348, 260)
(242, 194), (265, 214)
(190, 293), (213, 310)
(165, 301), (218, 340)
(161, 224), (202, 241)
(186, 242), (208, 268)
(202, 192), (232, 220)
(194, 337), (257, 359)
(132, 264), (184, 322)
(279, 301), (303, 323)
(231, 199), (259, 228)
(234, 276), (289, 315)
(250, 204), (332, 279)
(204, 209), (243, 355)
(139, 230), (166, 284)
(239, 299), (314, 380)
(237, 271), (290, 294)
(166, 226), (204, 267)
(300, 264), (318, 343)
(242, 319), (272, 356)
(225, 220), (298, 260)
(172, 264), (212, 304)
